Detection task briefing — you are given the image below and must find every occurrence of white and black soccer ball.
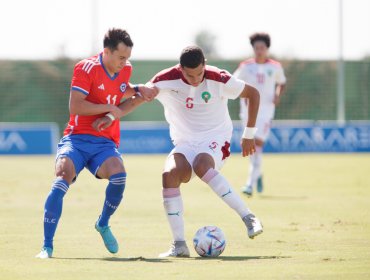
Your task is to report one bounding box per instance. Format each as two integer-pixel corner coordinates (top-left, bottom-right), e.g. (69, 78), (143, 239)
(193, 226), (226, 257)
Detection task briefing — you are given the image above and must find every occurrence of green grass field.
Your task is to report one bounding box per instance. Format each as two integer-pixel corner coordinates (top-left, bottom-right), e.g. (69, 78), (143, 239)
(0, 154), (369, 280)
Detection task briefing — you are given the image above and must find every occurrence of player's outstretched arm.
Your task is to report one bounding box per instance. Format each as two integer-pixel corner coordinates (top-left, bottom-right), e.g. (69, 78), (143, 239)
(125, 84), (158, 101)
(239, 84), (260, 157)
(116, 84), (158, 118)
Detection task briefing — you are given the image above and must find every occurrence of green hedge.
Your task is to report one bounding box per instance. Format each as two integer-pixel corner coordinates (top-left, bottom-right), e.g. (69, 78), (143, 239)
(0, 59), (368, 132)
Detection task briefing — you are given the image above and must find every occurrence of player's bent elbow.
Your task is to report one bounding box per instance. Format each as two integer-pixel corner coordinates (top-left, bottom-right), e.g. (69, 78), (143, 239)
(240, 84), (259, 100)
(69, 103), (82, 115)
(69, 105), (78, 115)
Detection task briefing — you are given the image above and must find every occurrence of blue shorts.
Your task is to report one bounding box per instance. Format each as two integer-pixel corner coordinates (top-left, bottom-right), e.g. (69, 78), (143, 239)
(56, 134), (122, 180)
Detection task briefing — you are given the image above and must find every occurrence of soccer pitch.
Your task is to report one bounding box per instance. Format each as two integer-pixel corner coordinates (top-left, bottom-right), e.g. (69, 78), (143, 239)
(0, 154), (369, 280)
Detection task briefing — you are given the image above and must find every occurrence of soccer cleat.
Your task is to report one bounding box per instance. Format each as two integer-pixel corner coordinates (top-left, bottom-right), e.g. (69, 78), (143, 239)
(241, 185), (253, 197)
(35, 247), (53, 259)
(257, 176), (264, 193)
(158, 241), (190, 258)
(95, 221), (119, 254)
(242, 214), (263, 239)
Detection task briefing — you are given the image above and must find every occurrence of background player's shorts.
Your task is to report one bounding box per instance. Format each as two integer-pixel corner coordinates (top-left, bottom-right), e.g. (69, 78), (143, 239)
(56, 134), (122, 181)
(166, 136), (231, 180)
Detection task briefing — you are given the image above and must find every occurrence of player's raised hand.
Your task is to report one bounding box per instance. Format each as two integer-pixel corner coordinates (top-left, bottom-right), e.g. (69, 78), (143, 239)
(240, 138), (256, 157)
(92, 116), (113, 132)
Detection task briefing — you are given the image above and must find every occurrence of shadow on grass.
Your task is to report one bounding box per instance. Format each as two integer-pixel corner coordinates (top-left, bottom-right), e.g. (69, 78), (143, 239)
(53, 256), (171, 263)
(258, 194), (307, 200)
(192, 255), (291, 261)
(54, 255), (291, 262)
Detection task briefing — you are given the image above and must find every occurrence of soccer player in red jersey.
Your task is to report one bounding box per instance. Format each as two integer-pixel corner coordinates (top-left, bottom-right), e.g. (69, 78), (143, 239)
(36, 28), (157, 258)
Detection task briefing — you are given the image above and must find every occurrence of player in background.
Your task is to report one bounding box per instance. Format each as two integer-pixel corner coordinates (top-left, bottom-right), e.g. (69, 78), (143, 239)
(36, 28), (157, 258)
(93, 46), (263, 258)
(234, 33), (286, 196)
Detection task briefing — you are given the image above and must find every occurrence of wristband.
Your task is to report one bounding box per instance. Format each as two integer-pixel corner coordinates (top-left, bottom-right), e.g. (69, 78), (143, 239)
(106, 113), (115, 121)
(242, 127), (257, 139)
(133, 85), (143, 97)
(133, 85), (140, 93)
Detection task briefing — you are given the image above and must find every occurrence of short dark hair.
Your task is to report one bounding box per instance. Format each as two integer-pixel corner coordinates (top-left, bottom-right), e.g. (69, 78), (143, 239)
(103, 28), (133, 51)
(180, 46), (205, 68)
(250, 32), (271, 48)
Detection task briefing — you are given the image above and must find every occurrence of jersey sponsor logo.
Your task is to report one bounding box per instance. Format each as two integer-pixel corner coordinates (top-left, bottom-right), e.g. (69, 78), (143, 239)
(171, 89), (179, 93)
(98, 83), (105, 90)
(120, 83), (127, 93)
(201, 91), (211, 103)
(267, 69), (273, 77)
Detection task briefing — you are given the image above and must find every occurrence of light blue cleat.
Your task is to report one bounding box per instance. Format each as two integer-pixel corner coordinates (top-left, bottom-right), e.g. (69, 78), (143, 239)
(95, 221), (119, 254)
(257, 176), (264, 193)
(35, 247), (53, 259)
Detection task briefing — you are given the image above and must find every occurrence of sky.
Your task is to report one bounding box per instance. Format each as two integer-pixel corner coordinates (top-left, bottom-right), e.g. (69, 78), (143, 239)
(1, 0), (370, 60)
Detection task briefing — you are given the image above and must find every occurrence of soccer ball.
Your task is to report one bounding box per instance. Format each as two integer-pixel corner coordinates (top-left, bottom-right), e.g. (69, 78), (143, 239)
(193, 226), (226, 257)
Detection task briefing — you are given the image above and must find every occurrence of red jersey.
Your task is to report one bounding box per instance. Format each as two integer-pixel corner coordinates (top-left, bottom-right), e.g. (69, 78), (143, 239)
(64, 53), (132, 146)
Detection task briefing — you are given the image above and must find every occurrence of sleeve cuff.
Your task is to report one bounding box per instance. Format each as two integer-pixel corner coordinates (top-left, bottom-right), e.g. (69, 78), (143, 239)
(71, 86), (89, 95)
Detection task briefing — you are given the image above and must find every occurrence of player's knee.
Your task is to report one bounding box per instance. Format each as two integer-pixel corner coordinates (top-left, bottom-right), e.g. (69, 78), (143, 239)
(55, 157), (75, 184)
(193, 156), (213, 178)
(54, 172), (74, 185)
(162, 169), (182, 187)
(99, 157), (125, 179)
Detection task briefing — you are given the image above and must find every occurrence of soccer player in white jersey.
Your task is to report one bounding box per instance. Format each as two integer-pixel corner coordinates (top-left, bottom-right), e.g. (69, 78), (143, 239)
(93, 46), (263, 257)
(234, 33), (286, 196)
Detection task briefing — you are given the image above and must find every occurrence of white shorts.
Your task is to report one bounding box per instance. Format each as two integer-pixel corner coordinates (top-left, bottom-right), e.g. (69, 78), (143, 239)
(166, 136), (231, 180)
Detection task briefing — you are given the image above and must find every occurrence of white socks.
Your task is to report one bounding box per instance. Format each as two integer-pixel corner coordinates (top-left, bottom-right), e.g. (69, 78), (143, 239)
(201, 169), (251, 218)
(163, 169), (252, 242)
(162, 188), (185, 242)
(246, 146), (262, 187)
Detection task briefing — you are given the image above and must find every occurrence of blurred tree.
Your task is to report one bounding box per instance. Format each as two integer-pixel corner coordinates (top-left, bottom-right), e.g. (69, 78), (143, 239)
(195, 30), (218, 59)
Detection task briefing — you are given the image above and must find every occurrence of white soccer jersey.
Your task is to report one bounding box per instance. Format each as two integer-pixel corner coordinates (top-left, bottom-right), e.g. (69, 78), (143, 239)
(150, 65), (245, 145)
(234, 58), (286, 121)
